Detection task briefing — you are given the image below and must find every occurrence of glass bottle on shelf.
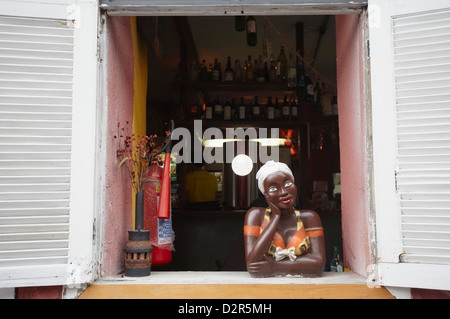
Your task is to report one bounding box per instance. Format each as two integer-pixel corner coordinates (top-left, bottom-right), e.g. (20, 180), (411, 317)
(246, 56), (254, 82)
(223, 96), (232, 120)
(234, 60), (242, 82)
(277, 42), (287, 82)
(205, 98), (213, 120)
(207, 62), (213, 81)
(291, 95), (298, 121)
(239, 97), (246, 120)
(231, 98), (237, 120)
(212, 58), (221, 81)
(242, 59), (248, 83)
(269, 58), (276, 82)
(274, 97), (280, 120)
(252, 96), (260, 120)
(282, 95), (290, 121)
(224, 56), (234, 82)
(267, 96), (274, 120)
(287, 52), (297, 88)
(246, 16), (257, 47)
(256, 55), (265, 82)
(213, 95), (223, 120)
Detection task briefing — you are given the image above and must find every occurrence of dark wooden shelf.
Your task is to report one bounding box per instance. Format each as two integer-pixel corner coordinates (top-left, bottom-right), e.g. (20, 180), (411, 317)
(175, 119), (305, 129)
(178, 80), (298, 93)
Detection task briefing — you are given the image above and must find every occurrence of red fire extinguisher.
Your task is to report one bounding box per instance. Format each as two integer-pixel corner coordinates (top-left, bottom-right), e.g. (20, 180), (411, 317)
(143, 120), (174, 265)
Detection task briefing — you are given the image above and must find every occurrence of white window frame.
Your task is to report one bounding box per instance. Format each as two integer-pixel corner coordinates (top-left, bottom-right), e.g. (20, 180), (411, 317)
(0, 0), (99, 288)
(368, 0), (450, 290)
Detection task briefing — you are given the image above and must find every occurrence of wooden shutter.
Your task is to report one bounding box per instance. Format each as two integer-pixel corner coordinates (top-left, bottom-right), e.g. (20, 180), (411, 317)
(393, 8), (450, 265)
(0, 1), (98, 288)
(0, 14), (73, 284)
(369, 0), (450, 290)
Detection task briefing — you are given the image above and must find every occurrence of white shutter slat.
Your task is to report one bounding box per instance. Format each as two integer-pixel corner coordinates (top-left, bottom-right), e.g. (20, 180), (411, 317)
(393, 8), (450, 266)
(0, 15), (73, 270)
(0, 16), (74, 32)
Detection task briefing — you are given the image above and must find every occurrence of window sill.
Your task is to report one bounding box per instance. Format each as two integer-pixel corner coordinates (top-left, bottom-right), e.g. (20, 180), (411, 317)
(96, 271), (365, 285)
(80, 271), (395, 299)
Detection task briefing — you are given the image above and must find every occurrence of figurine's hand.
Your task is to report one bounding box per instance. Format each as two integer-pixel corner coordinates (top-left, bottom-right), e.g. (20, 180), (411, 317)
(247, 255), (275, 278)
(265, 195), (281, 219)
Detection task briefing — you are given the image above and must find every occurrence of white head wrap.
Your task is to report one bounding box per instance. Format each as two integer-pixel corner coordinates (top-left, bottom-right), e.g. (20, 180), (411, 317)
(256, 160), (294, 194)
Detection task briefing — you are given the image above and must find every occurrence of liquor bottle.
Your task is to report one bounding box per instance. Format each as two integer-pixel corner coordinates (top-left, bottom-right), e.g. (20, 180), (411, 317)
(264, 61), (269, 82)
(274, 97), (280, 120)
(218, 61), (222, 81)
(269, 59), (276, 82)
(277, 42), (287, 82)
(223, 96), (232, 120)
(246, 16), (257, 46)
(239, 97), (246, 120)
(252, 96), (260, 120)
(224, 57), (234, 82)
(256, 55), (265, 82)
(242, 59), (248, 83)
(267, 96), (274, 120)
(212, 58), (221, 81)
(231, 98), (237, 120)
(214, 95), (223, 120)
(234, 60), (242, 82)
(246, 56), (254, 82)
(235, 16), (245, 32)
(291, 96), (298, 121)
(282, 95), (290, 121)
(199, 59), (208, 81)
(260, 104), (266, 120)
(205, 98), (213, 120)
(207, 63), (213, 81)
(313, 80), (321, 111)
(330, 246), (343, 272)
(287, 52), (297, 88)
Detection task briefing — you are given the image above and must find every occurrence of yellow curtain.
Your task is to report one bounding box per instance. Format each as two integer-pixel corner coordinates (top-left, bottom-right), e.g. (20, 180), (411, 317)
(130, 16), (148, 229)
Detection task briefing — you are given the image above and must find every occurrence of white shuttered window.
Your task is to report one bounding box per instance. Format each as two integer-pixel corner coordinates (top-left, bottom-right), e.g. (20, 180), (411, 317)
(0, 1), (98, 288)
(393, 9), (450, 265)
(0, 15), (74, 268)
(369, 0), (450, 290)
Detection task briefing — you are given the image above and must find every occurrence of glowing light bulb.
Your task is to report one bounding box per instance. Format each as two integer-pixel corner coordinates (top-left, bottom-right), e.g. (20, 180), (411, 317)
(231, 154), (253, 176)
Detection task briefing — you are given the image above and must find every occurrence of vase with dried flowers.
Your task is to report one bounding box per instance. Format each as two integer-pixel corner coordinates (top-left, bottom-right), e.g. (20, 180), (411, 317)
(114, 120), (172, 276)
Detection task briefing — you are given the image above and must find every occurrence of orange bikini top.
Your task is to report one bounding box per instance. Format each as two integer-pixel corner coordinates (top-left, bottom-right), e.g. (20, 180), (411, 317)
(244, 208), (324, 261)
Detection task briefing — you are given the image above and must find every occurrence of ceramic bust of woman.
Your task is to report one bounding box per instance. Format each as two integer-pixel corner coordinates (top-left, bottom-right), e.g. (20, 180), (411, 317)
(244, 161), (326, 278)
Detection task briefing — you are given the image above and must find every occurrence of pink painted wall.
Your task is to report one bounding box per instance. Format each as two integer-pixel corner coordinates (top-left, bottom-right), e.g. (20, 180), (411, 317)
(16, 286), (62, 299)
(335, 14), (372, 277)
(101, 16), (135, 276)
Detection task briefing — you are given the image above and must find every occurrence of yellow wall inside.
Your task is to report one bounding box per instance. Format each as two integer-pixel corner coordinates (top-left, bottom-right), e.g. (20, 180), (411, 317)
(130, 16), (148, 228)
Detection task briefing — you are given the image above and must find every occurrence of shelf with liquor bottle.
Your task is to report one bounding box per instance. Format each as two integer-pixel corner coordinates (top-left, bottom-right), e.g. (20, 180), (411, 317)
(179, 93), (305, 130)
